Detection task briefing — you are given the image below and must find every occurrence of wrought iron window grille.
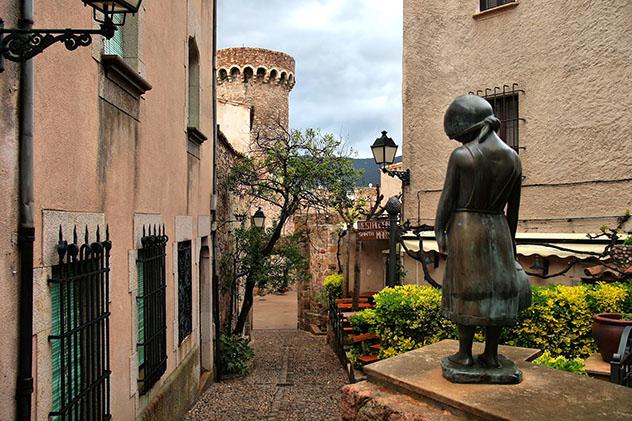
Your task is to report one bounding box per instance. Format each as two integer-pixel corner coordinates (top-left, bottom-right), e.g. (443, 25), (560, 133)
(469, 83), (525, 152)
(136, 225), (168, 395)
(48, 225), (112, 421)
(480, 0), (516, 12)
(178, 240), (193, 344)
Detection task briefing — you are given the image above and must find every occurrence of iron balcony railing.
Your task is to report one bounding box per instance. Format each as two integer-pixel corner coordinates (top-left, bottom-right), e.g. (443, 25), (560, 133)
(48, 226), (112, 421)
(137, 225), (168, 395)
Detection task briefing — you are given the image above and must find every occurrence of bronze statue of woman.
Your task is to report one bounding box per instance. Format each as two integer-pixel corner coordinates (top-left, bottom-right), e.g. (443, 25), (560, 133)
(435, 95), (531, 372)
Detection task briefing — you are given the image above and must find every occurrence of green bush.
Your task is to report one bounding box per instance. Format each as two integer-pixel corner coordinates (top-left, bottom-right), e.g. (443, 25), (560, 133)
(371, 285), (456, 358)
(348, 308), (377, 333)
(220, 334), (254, 376)
(318, 272), (344, 306)
(368, 282), (632, 361)
(504, 282), (632, 359)
(532, 351), (586, 375)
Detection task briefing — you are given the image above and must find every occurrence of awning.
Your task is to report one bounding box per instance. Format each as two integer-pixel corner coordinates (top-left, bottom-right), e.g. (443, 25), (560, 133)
(401, 231), (610, 260)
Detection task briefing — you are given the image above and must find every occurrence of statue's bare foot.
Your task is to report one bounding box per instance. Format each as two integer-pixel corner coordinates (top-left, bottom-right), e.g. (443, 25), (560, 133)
(447, 352), (474, 367)
(477, 353), (501, 368)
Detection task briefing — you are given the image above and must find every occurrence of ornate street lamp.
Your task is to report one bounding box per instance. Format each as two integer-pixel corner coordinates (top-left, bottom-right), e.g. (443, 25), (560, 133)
(252, 207), (266, 230)
(0, 0), (142, 71)
(371, 130), (411, 186)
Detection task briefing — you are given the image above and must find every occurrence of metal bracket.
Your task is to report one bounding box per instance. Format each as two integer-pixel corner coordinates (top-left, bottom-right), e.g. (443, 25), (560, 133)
(0, 19), (115, 67)
(382, 167), (411, 186)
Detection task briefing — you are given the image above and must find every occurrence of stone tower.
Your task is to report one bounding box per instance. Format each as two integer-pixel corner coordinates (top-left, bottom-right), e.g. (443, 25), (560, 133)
(217, 47), (296, 143)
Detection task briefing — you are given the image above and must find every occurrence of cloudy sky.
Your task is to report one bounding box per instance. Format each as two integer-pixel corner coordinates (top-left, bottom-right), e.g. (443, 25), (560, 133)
(217, 0), (403, 158)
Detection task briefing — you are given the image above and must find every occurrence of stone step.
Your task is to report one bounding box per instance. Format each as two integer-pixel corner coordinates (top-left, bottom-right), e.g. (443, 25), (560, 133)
(349, 332), (379, 343)
(358, 354), (380, 364)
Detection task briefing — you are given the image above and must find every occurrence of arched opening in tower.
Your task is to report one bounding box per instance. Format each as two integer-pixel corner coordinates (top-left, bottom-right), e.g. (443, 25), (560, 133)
(243, 66), (254, 82)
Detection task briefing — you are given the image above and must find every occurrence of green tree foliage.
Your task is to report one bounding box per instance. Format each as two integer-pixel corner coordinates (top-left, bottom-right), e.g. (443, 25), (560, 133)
(227, 128), (360, 335)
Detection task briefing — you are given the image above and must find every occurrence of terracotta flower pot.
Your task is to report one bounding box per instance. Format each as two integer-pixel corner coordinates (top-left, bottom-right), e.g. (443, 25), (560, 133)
(592, 313), (632, 362)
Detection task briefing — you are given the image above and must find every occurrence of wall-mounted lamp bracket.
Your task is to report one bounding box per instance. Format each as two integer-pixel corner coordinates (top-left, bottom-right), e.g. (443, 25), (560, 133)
(381, 167), (411, 186)
(0, 18), (116, 72)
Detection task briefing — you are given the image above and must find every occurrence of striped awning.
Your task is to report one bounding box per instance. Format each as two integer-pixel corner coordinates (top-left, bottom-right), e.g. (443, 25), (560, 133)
(401, 231), (610, 260)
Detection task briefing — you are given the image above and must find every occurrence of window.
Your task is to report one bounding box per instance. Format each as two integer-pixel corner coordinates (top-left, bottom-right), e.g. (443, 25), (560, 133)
(136, 226), (168, 395)
(178, 240), (193, 344)
(188, 39), (200, 129)
(480, 0), (515, 11)
(103, 14), (124, 56)
(471, 84), (522, 151)
(49, 226), (112, 420)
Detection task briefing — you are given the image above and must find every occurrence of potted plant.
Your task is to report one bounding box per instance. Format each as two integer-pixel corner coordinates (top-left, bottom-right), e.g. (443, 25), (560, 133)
(592, 312), (632, 362)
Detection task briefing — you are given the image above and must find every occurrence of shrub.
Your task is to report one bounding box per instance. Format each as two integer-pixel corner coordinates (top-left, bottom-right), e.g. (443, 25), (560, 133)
(371, 285), (456, 358)
(504, 282), (632, 359)
(348, 308), (377, 333)
(369, 282), (632, 361)
(220, 334), (254, 376)
(318, 272), (344, 307)
(532, 351), (586, 375)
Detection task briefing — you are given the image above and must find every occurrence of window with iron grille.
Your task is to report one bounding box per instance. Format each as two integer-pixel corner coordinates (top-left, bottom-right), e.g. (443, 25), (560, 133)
(178, 240), (193, 344)
(470, 84), (522, 152)
(136, 225), (168, 395)
(49, 226), (112, 421)
(480, 0), (515, 11)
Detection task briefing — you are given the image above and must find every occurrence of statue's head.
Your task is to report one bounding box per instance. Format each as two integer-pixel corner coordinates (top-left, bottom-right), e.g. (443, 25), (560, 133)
(444, 95), (499, 143)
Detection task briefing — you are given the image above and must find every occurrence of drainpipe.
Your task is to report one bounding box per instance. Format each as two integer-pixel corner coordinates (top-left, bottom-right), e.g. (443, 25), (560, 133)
(16, 0), (35, 419)
(210, 0), (221, 382)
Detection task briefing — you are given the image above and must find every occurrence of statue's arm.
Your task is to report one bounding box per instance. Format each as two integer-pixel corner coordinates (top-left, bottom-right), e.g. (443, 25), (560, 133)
(435, 149), (462, 254)
(506, 158), (522, 251)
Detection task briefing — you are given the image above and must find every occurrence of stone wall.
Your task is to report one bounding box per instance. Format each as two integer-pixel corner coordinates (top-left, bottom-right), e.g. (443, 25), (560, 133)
(295, 212), (343, 331)
(216, 131), (243, 332)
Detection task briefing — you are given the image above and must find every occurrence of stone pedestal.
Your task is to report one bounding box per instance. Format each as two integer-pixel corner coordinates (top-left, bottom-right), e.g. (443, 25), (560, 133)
(342, 340), (632, 420)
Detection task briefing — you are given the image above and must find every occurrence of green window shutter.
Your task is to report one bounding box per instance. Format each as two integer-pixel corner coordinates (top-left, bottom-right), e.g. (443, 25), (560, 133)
(50, 278), (81, 420)
(104, 14), (124, 56)
(137, 261), (145, 367)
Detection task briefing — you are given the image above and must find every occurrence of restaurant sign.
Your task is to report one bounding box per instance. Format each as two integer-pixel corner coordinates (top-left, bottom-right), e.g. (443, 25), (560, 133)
(357, 218), (390, 241)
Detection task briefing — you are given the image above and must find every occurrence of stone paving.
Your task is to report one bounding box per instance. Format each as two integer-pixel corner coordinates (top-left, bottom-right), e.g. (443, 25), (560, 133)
(185, 329), (348, 421)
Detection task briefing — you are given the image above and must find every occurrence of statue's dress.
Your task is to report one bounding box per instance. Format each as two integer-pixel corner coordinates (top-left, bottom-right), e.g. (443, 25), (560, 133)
(441, 141), (531, 326)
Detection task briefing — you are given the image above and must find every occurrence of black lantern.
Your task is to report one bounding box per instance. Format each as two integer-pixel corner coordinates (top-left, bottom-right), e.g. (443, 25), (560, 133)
(83, 0), (143, 14)
(252, 208), (266, 229)
(371, 130), (411, 186)
(371, 131), (398, 167)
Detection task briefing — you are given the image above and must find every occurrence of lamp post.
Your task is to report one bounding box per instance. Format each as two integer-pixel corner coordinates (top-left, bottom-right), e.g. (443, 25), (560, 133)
(0, 0), (143, 72)
(371, 130), (410, 186)
(385, 196), (402, 287)
(252, 207), (266, 230)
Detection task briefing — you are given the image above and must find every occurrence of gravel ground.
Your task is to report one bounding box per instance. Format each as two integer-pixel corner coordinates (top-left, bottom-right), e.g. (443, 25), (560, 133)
(185, 329), (348, 421)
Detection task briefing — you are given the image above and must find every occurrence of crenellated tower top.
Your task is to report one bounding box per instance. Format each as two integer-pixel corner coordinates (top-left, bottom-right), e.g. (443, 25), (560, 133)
(217, 47), (296, 140)
(217, 47), (296, 91)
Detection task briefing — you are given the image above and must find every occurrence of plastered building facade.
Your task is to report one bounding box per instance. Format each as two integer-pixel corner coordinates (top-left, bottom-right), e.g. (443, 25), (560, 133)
(0, 1), (216, 419)
(400, 0), (632, 285)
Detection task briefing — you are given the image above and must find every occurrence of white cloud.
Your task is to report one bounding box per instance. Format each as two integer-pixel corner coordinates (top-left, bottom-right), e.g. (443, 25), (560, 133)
(218, 0), (403, 158)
